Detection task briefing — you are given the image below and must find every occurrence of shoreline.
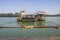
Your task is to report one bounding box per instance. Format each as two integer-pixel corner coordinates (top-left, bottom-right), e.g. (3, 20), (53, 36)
(0, 37), (60, 40)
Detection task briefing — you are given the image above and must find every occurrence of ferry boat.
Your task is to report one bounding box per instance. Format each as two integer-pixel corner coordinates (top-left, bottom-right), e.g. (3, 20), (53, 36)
(17, 11), (45, 22)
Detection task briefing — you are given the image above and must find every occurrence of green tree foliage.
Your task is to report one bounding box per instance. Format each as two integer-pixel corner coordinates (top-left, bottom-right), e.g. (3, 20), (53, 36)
(0, 13), (19, 17)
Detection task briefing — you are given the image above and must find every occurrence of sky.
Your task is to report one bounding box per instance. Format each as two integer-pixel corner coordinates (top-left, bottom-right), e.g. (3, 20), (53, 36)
(0, 0), (60, 14)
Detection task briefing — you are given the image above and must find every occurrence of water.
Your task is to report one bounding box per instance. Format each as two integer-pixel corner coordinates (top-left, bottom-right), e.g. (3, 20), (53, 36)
(0, 17), (60, 38)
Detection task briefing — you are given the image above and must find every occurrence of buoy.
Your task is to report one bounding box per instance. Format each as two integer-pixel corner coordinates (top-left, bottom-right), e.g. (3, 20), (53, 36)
(57, 27), (60, 29)
(22, 26), (34, 29)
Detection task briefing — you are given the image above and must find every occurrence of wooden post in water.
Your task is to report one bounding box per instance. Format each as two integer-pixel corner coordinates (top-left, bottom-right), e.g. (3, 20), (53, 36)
(0, 26), (60, 29)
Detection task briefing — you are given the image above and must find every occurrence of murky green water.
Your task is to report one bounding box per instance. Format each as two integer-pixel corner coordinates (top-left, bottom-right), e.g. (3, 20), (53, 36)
(0, 17), (60, 38)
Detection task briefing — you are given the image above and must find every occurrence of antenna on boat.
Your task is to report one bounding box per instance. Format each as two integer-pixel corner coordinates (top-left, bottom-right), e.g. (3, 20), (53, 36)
(17, 0), (25, 21)
(21, 0), (25, 11)
(20, 0), (25, 15)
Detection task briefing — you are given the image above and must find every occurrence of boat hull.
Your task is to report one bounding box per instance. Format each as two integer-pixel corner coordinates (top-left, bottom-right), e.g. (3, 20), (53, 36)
(17, 19), (45, 22)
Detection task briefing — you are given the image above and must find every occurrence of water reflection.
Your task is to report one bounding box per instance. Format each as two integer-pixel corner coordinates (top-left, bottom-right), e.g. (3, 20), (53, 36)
(17, 21), (45, 27)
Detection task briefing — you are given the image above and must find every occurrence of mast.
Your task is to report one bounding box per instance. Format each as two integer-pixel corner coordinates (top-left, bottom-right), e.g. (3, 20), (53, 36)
(18, 0), (25, 20)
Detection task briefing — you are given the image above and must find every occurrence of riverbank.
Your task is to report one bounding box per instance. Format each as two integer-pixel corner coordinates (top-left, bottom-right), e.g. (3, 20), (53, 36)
(0, 37), (60, 40)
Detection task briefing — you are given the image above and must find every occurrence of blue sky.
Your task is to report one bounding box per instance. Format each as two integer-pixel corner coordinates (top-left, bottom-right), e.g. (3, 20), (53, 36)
(0, 0), (60, 14)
